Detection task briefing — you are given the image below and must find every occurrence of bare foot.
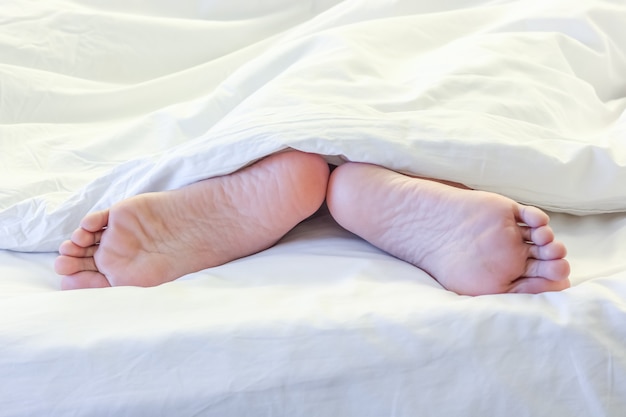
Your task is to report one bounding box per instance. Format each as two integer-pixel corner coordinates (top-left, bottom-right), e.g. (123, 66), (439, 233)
(326, 163), (571, 296)
(54, 151), (329, 289)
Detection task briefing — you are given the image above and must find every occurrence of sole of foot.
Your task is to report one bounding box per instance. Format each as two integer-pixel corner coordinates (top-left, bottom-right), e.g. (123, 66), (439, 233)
(55, 151), (330, 289)
(326, 162), (571, 296)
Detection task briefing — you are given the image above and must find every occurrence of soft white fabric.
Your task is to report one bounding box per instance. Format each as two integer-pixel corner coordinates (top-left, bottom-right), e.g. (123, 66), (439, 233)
(1, 211), (626, 416)
(1, 0), (626, 251)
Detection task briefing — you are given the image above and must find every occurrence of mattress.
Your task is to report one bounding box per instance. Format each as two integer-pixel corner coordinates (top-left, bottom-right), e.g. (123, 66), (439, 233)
(1, 0), (625, 416)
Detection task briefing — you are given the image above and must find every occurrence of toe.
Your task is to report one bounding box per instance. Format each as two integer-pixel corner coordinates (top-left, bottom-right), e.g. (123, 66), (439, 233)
(524, 258), (571, 281)
(71, 227), (103, 248)
(519, 225), (554, 245)
(516, 204), (549, 228)
(61, 271), (111, 290)
(509, 276), (571, 294)
(80, 209), (110, 232)
(529, 225), (554, 246)
(54, 255), (98, 275)
(528, 241), (567, 260)
(59, 240), (97, 257)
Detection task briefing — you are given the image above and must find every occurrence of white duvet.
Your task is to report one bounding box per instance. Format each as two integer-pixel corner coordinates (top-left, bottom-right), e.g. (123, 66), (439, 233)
(1, 0), (626, 252)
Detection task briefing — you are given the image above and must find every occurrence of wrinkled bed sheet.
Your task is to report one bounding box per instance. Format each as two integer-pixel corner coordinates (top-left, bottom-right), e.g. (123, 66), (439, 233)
(1, 211), (626, 416)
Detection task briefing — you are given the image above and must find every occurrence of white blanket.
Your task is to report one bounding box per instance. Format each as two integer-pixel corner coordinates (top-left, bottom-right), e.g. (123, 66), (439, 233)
(1, 0), (626, 252)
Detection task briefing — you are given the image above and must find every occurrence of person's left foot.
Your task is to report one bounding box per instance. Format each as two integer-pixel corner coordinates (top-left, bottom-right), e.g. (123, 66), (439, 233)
(326, 162), (571, 296)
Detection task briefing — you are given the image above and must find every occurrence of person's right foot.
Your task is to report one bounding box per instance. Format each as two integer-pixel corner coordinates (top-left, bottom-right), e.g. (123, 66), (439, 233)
(54, 151), (330, 289)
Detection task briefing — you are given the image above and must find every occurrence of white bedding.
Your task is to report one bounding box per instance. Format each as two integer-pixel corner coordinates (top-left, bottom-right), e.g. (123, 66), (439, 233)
(2, 0), (626, 251)
(1, 0), (626, 416)
(2, 212), (626, 416)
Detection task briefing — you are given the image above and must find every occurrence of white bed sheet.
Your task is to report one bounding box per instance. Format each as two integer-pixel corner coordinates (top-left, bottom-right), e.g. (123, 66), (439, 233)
(1, 211), (626, 416)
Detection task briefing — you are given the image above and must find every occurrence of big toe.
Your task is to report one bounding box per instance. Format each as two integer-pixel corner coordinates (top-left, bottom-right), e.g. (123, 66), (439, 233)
(510, 276), (571, 294)
(525, 258), (571, 281)
(61, 272), (111, 290)
(54, 255), (98, 275)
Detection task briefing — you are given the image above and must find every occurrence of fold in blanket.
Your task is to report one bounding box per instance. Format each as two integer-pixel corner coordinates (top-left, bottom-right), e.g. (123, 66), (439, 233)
(1, 0), (626, 251)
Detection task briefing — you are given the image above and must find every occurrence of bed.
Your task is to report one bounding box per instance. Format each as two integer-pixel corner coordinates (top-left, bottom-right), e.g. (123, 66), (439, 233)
(1, 0), (625, 416)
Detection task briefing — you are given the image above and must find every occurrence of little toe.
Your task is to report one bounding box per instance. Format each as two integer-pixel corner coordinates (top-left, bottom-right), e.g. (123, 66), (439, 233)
(54, 255), (98, 275)
(516, 204), (550, 228)
(80, 209), (110, 232)
(528, 241), (567, 260)
(525, 258), (571, 281)
(61, 271), (111, 290)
